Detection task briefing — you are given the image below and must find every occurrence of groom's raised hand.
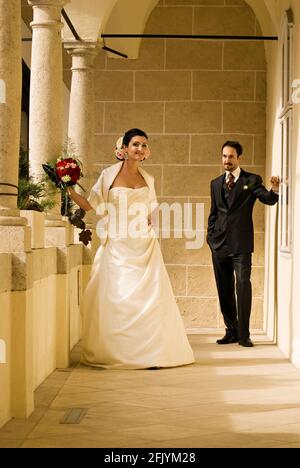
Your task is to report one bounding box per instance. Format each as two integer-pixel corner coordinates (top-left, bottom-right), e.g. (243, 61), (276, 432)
(270, 176), (280, 193)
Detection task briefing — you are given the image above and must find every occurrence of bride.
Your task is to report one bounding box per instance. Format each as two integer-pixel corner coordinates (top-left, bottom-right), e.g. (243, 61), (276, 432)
(68, 128), (195, 369)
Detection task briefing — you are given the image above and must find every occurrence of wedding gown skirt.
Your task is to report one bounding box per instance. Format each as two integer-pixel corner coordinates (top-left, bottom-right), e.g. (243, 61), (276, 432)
(81, 187), (195, 369)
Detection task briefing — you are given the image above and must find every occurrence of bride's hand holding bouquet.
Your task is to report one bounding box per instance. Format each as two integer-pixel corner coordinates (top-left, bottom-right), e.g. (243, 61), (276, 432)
(42, 147), (92, 246)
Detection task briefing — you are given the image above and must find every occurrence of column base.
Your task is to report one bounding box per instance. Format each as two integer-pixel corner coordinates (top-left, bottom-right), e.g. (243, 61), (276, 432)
(0, 209), (27, 226)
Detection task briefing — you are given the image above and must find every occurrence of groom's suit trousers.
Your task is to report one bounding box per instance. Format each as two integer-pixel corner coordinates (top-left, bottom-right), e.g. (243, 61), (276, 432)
(212, 245), (252, 341)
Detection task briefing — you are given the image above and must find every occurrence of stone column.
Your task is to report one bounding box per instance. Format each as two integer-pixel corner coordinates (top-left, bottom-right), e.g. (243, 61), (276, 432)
(28, 0), (73, 245)
(28, 0), (69, 179)
(0, 0), (23, 216)
(65, 42), (99, 194)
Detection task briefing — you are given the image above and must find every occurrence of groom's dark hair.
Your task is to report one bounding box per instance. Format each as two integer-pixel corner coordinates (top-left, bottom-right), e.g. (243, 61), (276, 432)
(222, 141), (243, 157)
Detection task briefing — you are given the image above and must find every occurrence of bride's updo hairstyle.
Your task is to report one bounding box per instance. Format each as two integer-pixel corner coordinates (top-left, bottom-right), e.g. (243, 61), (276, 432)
(123, 128), (148, 147)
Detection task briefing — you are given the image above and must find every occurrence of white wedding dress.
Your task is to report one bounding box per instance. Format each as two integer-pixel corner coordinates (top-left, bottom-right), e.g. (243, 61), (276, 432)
(81, 186), (195, 369)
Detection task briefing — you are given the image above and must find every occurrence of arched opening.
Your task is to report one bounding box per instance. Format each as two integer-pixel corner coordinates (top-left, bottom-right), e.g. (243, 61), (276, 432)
(92, 0), (269, 334)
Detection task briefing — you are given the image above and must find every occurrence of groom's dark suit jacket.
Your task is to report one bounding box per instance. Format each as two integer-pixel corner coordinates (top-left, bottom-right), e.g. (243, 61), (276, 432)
(207, 169), (279, 254)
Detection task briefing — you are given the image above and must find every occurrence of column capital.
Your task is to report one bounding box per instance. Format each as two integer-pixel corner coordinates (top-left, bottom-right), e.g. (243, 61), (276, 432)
(28, 0), (68, 7)
(64, 41), (100, 70)
(28, 0), (69, 28)
(64, 41), (100, 55)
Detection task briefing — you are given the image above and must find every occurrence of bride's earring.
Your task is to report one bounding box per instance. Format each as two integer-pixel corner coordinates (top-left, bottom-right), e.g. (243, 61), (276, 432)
(124, 152), (128, 160)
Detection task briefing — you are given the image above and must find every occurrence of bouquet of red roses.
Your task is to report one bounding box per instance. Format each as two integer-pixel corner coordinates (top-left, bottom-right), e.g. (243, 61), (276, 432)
(42, 152), (92, 246)
(43, 156), (83, 192)
(42, 155), (84, 217)
(55, 158), (82, 187)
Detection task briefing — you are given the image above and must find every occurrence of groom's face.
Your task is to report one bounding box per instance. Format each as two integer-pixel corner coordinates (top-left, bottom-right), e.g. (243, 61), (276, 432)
(222, 146), (241, 172)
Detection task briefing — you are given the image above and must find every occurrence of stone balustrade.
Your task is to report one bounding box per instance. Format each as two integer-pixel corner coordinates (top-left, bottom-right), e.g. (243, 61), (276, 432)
(0, 217), (99, 428)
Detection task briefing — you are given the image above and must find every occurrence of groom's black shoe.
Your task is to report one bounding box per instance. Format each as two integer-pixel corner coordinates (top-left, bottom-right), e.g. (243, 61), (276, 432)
(239, 338), (254, 347)
(216, 333), (239, 344)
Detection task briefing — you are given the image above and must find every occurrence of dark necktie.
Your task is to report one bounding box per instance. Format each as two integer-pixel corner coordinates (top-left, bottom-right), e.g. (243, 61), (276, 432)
(226, 173), (235, 191)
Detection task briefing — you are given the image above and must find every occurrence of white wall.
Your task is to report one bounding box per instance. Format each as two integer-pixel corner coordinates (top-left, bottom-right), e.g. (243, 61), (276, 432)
(264, 0), (300, 368)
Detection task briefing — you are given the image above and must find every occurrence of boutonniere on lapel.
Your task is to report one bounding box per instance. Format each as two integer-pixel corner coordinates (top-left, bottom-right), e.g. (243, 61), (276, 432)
(243, 182), (256, 191)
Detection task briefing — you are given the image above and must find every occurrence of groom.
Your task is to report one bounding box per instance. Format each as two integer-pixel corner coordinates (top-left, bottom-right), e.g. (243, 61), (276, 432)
(207, 141), (279, 347)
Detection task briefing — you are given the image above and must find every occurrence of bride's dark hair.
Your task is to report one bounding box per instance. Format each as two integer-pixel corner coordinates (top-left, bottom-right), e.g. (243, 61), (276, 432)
(123, 128), (148, 147)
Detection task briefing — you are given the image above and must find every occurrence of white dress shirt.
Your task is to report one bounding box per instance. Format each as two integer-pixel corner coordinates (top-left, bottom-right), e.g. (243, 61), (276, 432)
(225, 166), (241, 184)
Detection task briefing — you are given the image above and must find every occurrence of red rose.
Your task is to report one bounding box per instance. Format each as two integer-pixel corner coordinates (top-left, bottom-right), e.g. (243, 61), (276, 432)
(55, 158), (81, 185)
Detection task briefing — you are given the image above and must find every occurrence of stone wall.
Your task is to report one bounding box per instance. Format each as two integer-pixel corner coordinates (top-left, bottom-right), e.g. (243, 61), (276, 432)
(91, 0), (267, 330)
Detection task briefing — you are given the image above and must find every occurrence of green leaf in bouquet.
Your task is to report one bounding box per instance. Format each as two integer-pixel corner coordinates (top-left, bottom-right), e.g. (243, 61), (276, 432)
(42, 164), (59, 186)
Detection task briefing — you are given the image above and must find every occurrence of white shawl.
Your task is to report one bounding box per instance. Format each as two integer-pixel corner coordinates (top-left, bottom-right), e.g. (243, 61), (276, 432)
(88, 162), (158, 246)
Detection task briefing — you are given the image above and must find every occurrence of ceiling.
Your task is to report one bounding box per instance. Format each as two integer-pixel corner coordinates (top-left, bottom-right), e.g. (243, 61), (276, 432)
(62, 0), (279, 60)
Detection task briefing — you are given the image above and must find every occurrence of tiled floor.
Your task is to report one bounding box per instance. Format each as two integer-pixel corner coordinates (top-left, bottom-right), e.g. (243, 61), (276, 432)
(1, 333), (300, 448)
